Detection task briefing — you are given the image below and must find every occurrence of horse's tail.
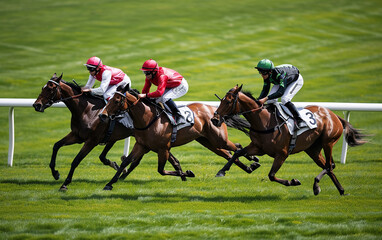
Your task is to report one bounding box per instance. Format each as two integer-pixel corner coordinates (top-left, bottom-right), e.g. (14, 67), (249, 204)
(337, 115), (368, 147)
(224, 116), (251, 136)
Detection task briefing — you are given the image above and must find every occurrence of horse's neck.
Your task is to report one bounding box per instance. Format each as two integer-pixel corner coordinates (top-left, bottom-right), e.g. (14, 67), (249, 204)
(60, 83), (103, 118)
(129, 101), (159, 129)
(240, 96), (272, 128)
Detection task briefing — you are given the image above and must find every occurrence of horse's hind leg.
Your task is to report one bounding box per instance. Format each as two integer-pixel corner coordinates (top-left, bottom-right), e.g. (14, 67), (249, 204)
(323, 144), (345, 195)
(168, 153), (194, 181)
(305, 144), (327, 195)
(99, 141), (119, 170)
(51, 132), (81, 180)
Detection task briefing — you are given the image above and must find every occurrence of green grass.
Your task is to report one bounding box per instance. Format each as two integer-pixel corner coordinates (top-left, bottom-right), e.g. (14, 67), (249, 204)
(1, 0), (382, 239)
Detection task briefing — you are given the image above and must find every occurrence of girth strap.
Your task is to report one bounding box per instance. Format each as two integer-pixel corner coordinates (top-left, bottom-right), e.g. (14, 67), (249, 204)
(100, 118), (116, 145)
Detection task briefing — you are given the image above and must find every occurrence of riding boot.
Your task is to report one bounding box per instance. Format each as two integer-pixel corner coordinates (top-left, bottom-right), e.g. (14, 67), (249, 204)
(285, 101), (306, 129)
(165, 99), (183, 124)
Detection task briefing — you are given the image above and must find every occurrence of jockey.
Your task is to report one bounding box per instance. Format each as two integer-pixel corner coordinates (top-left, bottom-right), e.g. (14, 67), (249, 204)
(256, 59), (307, 129)
(82, 56), (131, 101)
(137, 59), (189, 124)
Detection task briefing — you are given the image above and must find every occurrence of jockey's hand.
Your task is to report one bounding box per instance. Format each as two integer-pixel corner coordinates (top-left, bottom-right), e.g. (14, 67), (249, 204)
(138, 93), (146, 99)
(82, 88), (91, 93)
(258, 97), (268, 105)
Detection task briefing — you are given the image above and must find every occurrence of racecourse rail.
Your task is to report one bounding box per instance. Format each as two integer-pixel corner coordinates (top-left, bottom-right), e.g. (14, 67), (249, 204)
(1, 98), (382, 167)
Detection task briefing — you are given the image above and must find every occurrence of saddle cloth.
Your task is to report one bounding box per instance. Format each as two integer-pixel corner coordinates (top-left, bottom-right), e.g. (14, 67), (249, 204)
(274, 102), (317, 135)
(163, 106), (195, 130)
(115, 112), (134, 129)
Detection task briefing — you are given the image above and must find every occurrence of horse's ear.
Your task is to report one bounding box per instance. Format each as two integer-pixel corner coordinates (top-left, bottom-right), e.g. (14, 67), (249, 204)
(57, 73), (63, 82)
(121, 83), (129, 94)
(52, 73), (57, 78)
(234, 84), (243, 94)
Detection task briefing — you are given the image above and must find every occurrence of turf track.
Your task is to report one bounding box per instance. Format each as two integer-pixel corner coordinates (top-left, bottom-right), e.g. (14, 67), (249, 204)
(0, 0), (381, 239)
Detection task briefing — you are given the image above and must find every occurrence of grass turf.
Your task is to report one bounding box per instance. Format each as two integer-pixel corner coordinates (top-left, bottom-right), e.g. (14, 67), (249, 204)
(0, 0), (382, 239)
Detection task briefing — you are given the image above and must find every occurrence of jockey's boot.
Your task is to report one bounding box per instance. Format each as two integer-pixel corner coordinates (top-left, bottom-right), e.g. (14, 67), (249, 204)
(165, 99), (183, 124)
(285, 101), (306, 129)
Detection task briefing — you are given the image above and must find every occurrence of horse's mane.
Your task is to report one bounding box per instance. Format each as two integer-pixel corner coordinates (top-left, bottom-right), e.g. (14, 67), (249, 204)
(240, 90), (262, 106)
(61, 80), (82, 93)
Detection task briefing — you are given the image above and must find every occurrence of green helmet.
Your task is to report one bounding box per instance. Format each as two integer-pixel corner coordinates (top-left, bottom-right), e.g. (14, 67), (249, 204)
(255, 59), (274, 70)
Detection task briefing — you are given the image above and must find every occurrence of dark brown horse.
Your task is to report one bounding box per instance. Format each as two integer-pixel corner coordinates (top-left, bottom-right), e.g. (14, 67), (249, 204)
(99, 85), (259, 190)
(33, 73), (134, 191)
(211, 85), (366, 195)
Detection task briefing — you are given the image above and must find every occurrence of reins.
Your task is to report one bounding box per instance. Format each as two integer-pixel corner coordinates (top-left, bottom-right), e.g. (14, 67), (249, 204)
(48, 79), (84, 104)
(218, 91), (286, 134)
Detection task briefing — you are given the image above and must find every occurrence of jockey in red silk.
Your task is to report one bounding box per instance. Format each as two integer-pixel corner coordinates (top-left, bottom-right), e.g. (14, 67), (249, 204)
(83, 56), (131, 101)
(137, 59), (189, 123)
(256, 59), (307, 129)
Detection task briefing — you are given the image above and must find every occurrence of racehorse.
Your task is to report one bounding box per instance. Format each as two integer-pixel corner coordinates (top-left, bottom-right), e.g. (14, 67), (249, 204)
(33, 73), (134, 191)
(99, 85), (259, 190)
(211, 85), (366, 195)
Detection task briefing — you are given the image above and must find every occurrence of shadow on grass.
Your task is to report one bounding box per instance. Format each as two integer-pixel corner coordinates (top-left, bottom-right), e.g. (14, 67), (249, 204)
(0, 178), (166, 186)
(60, 192), (283, 203)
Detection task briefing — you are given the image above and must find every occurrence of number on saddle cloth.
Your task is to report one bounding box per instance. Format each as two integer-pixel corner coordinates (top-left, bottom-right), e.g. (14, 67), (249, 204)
(275, 103), (317, 135)
(164, 106), (195, 129)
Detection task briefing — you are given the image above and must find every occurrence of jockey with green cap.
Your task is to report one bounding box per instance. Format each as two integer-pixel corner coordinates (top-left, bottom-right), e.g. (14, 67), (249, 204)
(256, 59), (307, 129)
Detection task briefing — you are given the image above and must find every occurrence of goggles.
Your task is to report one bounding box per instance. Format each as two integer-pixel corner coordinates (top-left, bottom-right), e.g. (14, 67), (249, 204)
(87, 66), (97, 72)
(258, 70), (270, 75)
(143, 71), (153, 76)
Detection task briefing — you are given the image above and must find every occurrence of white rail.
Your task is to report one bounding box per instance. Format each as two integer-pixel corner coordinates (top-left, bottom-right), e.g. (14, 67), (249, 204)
(1, 98), (382, 166)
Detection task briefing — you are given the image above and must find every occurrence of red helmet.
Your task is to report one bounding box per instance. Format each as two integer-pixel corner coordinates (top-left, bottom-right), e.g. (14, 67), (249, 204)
(141, 59), (159, 72)
(84, 56), (103, 68)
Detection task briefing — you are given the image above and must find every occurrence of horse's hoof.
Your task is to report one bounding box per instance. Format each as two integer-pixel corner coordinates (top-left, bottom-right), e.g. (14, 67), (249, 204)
(291, 179), (301, 186)
(103, 185), (113, 191)
(186, 170), (195, 178)
(247, 155), (259, 162)
(59, 185), (67, 191)
(53, 171), (60, 180)
(110, 161), (119, 171)
(250, 162), (261, 172)
(313, 185), (321, 195)
(215, 171), (226, 177)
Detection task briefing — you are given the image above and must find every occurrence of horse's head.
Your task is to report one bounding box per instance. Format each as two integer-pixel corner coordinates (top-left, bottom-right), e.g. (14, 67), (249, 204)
(99, 84), (137, 122)
(211, 85), (243, 127)
(33, 73), (63, 112)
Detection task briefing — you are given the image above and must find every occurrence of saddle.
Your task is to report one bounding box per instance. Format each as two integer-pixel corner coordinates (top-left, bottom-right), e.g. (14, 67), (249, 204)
(271, 102), (317, 135)
(162, 103), (195, 143)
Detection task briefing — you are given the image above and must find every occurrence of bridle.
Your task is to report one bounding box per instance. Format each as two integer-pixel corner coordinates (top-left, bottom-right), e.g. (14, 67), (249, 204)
(45, 79), (83, 106)
(215, 91), (263, 119)
(215, 91), (286, 134)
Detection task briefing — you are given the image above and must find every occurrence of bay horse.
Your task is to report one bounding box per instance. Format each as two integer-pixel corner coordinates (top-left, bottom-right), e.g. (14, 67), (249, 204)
(99, 84), (259, 190)
(33, 73), (134, 191)
(211, 85), (366, 195)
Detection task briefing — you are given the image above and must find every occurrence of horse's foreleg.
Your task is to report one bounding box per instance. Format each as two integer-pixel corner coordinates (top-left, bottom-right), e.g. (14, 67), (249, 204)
(119, 155), (142, 180)
(268, 155), (301, 187)
(60, 141), (96, 191)
(215, 148), (247, 177)
(103, 154), (134, 190)
(104, 144), (147, 190)
(99, 141), (119, 170)
(51, 132), (81, 181)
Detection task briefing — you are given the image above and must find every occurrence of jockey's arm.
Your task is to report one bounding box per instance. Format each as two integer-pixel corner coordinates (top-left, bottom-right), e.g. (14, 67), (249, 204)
(91, 70), (112, 96)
